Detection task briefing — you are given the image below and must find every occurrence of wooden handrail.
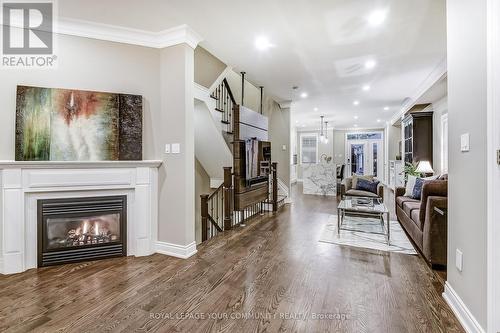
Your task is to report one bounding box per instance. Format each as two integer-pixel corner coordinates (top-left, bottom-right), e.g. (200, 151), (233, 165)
(222, 78), (236, 104)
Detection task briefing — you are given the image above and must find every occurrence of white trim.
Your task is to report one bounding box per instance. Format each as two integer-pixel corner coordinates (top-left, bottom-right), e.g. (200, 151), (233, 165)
(443, 282), (485, 333)
(390, 58), (447, 125)
(2, 15), (203, 49)
(487, 0), (500, 331)
(155, 241), (197, 259)
(0, 160), (162, 169)
(279, 101), (292, 109)
(441, 113), (449, 174)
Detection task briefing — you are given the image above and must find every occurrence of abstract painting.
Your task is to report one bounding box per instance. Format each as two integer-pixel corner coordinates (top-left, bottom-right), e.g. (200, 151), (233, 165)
(15, 86), (142, 161)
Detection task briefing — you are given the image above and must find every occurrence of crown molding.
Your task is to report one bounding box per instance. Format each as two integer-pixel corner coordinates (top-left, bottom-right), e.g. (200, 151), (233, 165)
(1, 15), (203, 49)
(390, 57), (447, 125)
(57, 19), (203, 49)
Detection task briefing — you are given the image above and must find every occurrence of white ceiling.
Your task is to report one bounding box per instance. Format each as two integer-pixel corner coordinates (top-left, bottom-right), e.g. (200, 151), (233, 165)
(58, 0), (447, 130)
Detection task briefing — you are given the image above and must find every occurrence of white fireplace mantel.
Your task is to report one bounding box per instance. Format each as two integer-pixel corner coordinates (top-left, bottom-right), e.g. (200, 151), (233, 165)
(0, 160), (162, 274)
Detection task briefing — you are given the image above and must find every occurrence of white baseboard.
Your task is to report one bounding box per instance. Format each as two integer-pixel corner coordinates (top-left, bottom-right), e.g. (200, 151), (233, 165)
(155, 241), (197, 259)
(443, 282), (485, 333)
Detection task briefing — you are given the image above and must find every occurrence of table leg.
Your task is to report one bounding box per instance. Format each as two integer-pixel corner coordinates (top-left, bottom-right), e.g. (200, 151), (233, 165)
(337, 209), (340, 235)
(387, 212), (391, 245)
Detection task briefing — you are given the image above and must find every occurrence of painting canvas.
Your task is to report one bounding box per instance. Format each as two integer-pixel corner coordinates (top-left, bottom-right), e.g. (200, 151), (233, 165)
(15, 86), (142, 161)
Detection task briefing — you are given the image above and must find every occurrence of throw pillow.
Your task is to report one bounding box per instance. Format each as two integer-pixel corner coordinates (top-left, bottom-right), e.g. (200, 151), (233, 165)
(412, 178), (425, 199)
(356, 178), (380, 194)
(404, 174), (439, 197)
(352, 174), (374, 189)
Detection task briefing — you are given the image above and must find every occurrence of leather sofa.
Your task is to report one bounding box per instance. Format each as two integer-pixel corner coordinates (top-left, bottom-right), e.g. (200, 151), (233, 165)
(395, 175), (448, 266)
(340, 176), (384, 200)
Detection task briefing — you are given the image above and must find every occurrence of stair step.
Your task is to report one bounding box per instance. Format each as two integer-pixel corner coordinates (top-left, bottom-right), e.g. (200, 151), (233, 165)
(215, 108), (224, 113)
(210, 95), (219, 100)
(226, 132), (234, 135)
(221, 120), (230, 124)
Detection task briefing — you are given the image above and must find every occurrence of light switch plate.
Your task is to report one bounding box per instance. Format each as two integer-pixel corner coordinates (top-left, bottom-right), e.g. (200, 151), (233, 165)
(172, 143), (180, 154)
(164, 144), (170, 154)
(460, 133), (470, 152)
(282, 144), (287, 151)
(456, 249), (463, 272)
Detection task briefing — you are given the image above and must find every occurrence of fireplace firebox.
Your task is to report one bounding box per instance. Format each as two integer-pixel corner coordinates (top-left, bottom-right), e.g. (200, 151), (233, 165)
(37, 196), (127, 267)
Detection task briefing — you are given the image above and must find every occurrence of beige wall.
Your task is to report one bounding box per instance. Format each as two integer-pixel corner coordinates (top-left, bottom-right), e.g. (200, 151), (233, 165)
(0, 34), (161, 160)
(0, 34), (197, 250)
(267, 99), (291, 189)
(194, 46), (226, 89)
(158, 44), (195, 247)
(225, 70), (261, 113)
(447, 0), (487, 327)
(195, 158), (212, 244)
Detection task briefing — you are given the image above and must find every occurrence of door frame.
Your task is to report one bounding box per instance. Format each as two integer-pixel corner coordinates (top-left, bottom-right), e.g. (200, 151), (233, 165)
(344, 131), (384, 177)
(346, 140), (367, 176)
(487, 0), (500, 331)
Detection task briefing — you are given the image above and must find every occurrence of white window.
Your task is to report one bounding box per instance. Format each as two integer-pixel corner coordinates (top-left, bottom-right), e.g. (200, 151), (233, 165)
(441, 114), (448, 173)
(300, 133), (318, 164)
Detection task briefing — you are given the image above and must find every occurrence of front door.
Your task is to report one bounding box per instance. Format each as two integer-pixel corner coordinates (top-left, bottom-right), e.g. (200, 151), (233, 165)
(346, 134), (383, 177)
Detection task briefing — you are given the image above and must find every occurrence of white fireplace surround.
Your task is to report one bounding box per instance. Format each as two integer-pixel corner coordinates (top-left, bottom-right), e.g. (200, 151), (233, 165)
(0, 160), (164, 275)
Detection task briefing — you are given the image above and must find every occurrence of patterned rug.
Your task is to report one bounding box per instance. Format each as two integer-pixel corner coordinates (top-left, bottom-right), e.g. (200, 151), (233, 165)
(319, 215), (417, 255)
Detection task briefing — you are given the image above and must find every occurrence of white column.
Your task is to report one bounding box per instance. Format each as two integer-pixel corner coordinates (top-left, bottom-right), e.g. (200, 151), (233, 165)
(1, 169), (25, 274)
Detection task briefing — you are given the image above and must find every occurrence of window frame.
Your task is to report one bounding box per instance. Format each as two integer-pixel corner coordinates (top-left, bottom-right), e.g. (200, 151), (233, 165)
(299, 133), (318, 164)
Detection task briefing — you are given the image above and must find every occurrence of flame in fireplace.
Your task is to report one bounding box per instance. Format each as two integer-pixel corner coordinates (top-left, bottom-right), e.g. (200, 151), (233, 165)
(82, 220), (89, 234)
(95, 222), (99, 235)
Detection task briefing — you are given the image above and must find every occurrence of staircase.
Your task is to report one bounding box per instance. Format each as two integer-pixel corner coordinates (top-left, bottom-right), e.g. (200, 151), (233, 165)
(195, 71), (288, 242)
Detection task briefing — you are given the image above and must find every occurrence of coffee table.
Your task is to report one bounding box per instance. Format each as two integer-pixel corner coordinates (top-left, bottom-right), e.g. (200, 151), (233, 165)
(337, 196), (391, 245)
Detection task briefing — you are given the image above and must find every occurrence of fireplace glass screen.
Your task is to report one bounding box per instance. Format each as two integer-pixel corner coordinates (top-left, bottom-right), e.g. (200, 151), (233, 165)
(46, 213), (121, 250)
(38, 195), (126, 267)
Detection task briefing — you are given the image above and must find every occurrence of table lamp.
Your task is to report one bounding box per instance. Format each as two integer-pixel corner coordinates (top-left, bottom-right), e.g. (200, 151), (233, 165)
(416, 160), (434, 176)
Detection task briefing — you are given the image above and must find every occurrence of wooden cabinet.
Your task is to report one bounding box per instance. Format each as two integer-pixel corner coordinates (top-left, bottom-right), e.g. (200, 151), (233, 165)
(402, 111), (433, 166)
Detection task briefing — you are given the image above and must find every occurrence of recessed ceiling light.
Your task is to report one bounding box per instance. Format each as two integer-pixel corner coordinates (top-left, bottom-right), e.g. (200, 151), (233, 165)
(300, 92), (308, 98)
(353, 100), (360, 106)
(254, 36), (274, 51)
(377, 119), (381, 122)
(353, 124), (358, 128)
(313, 107), (319, 111)
(301, 124), (306, 127)
(383, 106), (390, 111)
(365, 60), (377, 69)
(368, 9), (388, 26)
(354, 115), (359, 120)
(362, 85), (371, 91)
(295, 120), (299, 124)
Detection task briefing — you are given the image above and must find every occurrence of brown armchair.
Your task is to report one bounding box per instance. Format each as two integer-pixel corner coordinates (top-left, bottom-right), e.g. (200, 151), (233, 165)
(395, 175), (448, 266)
(341, 176), (384, 200)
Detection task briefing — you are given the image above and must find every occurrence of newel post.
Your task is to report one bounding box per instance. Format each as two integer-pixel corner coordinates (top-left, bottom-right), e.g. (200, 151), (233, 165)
(200, 194), (209, 242)
(272, 162), (278, 212)
(223, 167), (233, 230)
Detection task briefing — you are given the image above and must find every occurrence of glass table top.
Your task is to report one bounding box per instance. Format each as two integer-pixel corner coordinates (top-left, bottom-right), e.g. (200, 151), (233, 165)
(338, 196), (389, 214)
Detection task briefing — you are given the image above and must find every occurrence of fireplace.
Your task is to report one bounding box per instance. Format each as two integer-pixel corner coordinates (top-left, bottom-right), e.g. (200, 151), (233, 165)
(37, 196), (127, 267)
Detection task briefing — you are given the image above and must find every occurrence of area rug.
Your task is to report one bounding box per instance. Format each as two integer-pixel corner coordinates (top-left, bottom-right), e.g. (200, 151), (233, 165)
(319, 215), (417, 255)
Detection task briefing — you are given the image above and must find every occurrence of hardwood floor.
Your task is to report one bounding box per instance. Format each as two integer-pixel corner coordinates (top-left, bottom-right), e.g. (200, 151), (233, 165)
(0, 184), (463, 333)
